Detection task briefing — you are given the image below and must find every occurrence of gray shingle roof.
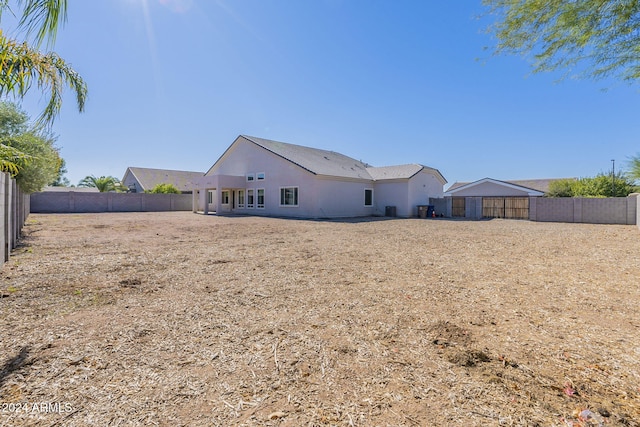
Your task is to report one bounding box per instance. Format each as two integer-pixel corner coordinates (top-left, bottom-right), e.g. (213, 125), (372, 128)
(242, 135), (372, 180)
(124, 167), (204, 192)
(366, 164), (422, 180)
(240, 136), (446, 183)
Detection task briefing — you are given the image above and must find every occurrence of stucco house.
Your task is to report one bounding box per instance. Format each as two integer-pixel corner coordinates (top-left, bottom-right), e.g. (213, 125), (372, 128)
(122, 167), (204, 193)
(192, 135), (447, 218)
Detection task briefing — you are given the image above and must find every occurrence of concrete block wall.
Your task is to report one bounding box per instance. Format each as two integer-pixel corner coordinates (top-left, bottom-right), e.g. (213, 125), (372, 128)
(530, 196), (637, 225)
(30, 191), (193, 213)
(1, 172), (29, 267)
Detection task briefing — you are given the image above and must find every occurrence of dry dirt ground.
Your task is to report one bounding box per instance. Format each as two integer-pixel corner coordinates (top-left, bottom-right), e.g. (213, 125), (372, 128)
(1, 212), (640, 427)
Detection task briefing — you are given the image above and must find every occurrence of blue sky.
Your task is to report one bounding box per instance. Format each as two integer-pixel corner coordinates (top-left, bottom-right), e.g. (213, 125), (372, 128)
(15, 0), (640, 187)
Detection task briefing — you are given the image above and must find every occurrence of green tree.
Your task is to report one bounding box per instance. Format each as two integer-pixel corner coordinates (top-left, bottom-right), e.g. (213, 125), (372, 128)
(546, 178), (576, 197)
(147, 183), (181, 194)
(627, 154), (640, 183)
(0, 101), (62, 192)
(49, 157), (69, 186)
(484, 0), (640, 82)
(78, 175), (122, 192)
(546, 173), (636, 197)
(0, 0), (87, 125)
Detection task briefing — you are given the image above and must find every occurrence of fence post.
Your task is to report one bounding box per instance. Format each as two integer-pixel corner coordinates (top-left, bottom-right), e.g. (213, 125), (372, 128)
(11, 179), (18, 248)
(0, 173), (6, 266)
(4, 174), (12, 262)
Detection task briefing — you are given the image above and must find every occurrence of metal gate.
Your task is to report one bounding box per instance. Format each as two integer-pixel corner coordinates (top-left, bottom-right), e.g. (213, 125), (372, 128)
(482, 197), (529, 219)
(452, 197), (465, 217)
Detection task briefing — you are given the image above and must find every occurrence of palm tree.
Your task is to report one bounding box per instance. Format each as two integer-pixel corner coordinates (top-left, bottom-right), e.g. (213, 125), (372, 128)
(78, 175), (121, 193)
(0, 0), (87, 125)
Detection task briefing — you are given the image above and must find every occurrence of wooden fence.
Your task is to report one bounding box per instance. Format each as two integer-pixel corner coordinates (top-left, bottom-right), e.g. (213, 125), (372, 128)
(1, 172), (30, 268)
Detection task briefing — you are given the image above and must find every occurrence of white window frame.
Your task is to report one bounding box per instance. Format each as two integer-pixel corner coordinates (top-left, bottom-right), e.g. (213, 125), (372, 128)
(246, 173), (255, 182)
(237, 189), (245, 208)
(279, 186), (299, 207)
(207, 190), (214, 204)
(247, 189), (254, 208)
(221, 190), (230, 205)
(256, 188), (265, 209)
(256, 172), (265, 181)
(364, 188), (374, 207)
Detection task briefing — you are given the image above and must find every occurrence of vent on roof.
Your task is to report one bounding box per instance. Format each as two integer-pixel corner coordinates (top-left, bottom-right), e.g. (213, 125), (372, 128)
(324, 156), (330, 160)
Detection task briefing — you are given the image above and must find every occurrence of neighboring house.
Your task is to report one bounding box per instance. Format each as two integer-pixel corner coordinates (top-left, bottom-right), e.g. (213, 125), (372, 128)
(40, 186), (99, 193)
(122, 167), (204, 193)
(192, 135), (447, 218)
(443, 177), (555, 219)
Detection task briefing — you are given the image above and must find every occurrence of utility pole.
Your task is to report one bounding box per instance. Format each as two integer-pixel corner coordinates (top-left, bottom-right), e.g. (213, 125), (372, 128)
(611, 159), (615, 197)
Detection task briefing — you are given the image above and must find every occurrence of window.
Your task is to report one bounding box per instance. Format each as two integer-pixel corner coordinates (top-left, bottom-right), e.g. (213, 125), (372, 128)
(257, 188), (265, 209)
(237, 190), (245, 208)
(221, 191), (230, 204)
(364, 188), (373, 207)
(246, 173), (255, 182)
(247, 189), (254, 208)
(207, 191), (213, 204)
(280, 187), (299, 206)
(257, 172), (265, 181)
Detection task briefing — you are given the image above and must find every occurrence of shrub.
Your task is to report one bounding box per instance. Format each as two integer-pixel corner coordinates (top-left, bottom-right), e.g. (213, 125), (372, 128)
(147, 183), (181, 194)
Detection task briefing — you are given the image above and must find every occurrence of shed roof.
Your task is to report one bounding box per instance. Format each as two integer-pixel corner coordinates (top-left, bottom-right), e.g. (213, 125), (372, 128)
(446, 177), (574, 194)
(445, 178), (546, 197)
(123, 167), (204, 192)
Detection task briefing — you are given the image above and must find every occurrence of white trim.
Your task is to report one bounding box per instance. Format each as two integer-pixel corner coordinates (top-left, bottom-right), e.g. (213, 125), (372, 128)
(246, 173), (255, 182)
(237, 189), (245, 208)
(256, 172), (265, 181)
(256, 188), (265, 209)
(221, 190), (230, 205)
(279, 186), (299, 207)
(247, 189), (255, 208)
(364, 188), (374, 207)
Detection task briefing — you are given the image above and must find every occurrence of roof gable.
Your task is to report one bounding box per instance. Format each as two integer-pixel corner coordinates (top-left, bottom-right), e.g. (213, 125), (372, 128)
(205, 135), (447, 184)
(445, 178), (545, 197)
(367, 164), (447, 184)
(447, 178), (577, 195)
(243, 135), (372, 179)
(124, 167), (204, 192)
(206, 135), (373, 180)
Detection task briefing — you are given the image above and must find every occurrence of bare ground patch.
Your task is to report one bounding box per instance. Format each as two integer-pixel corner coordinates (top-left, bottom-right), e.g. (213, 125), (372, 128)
(1, 212), (640, 426)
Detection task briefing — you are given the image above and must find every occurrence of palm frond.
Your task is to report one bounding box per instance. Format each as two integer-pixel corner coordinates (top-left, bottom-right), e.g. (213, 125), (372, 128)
(0, 142), (31, 175)
(17, 0), (68, 47)
(0, 29), (87, 125)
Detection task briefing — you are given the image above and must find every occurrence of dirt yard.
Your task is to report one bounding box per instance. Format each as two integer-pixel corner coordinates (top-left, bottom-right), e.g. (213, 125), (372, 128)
(1, 212), (639, 426)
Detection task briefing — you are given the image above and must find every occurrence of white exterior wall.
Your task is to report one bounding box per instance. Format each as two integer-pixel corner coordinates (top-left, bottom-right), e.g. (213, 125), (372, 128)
(199, 139), (447, 219)
(313, 178), (375, 218)
(407, 171), (445, 216)
(372, 171), (444, 218)
(374, 181), (409, 217)
(121, 173), (139, 192)
(205, 138), (372, 218)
